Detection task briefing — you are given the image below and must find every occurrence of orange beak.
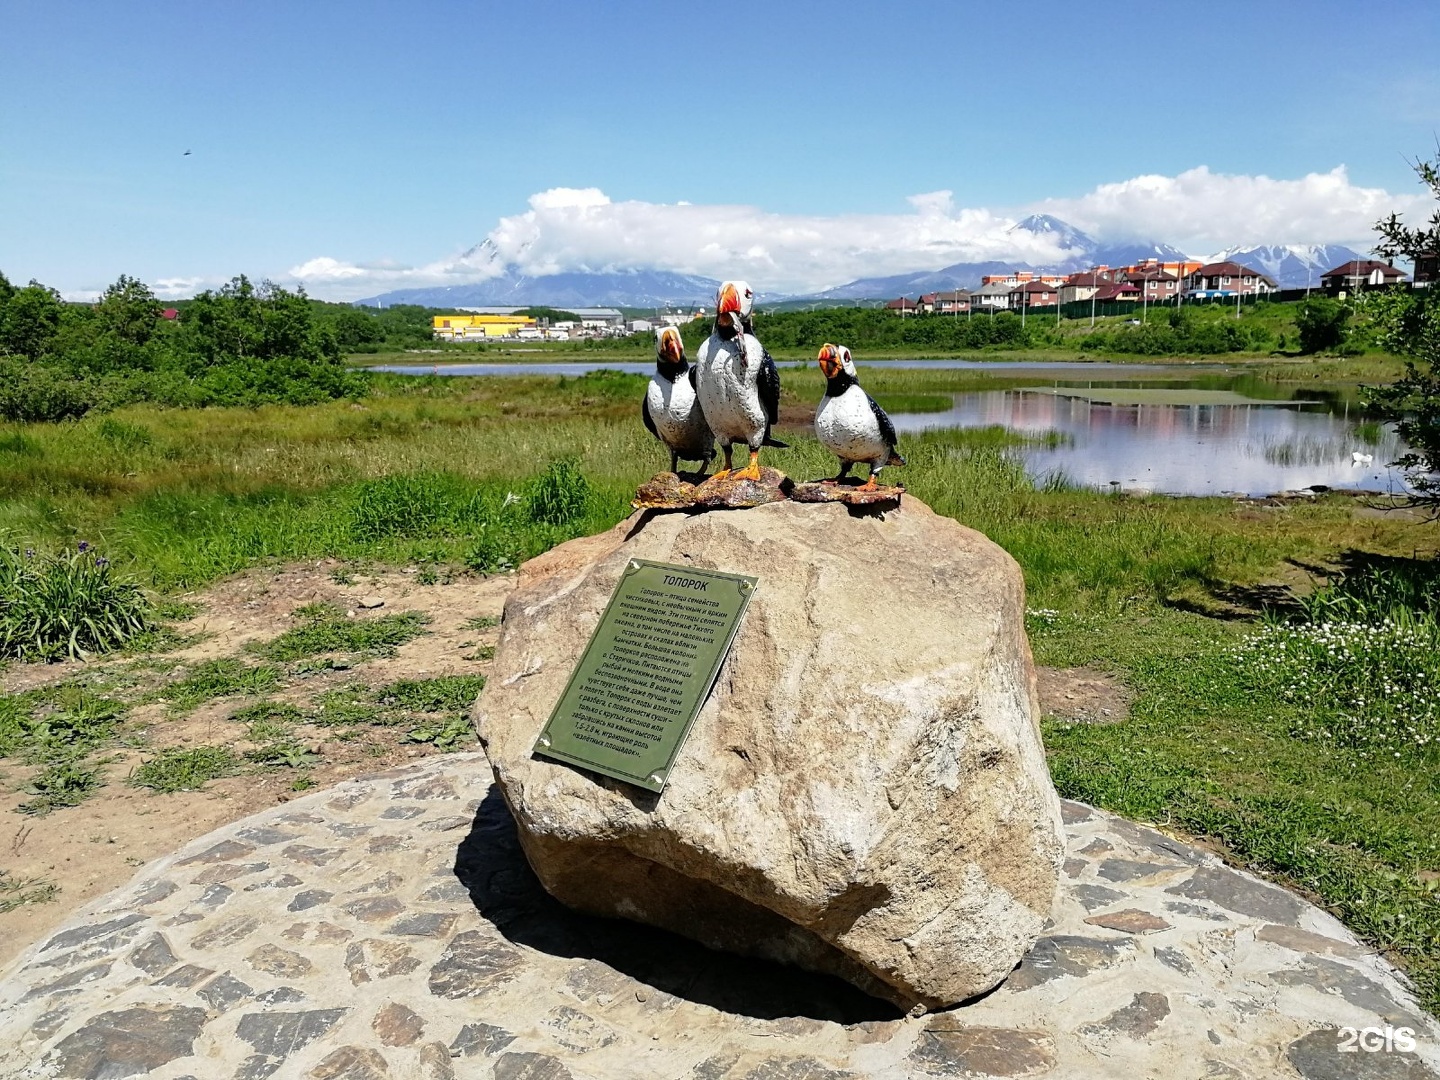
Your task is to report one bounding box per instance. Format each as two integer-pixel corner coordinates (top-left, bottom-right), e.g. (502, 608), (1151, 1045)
(718, 284), (741, 315)
(659, 330), (683, 363)
(817, 344), (840, 378)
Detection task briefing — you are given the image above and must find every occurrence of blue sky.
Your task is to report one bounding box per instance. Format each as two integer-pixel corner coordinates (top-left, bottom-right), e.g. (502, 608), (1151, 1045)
(3, 1), (1438, 298)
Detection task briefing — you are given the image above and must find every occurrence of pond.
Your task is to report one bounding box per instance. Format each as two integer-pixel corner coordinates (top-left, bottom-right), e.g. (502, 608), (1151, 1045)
(888, 385), (1409, 497)
(367, 359), (1198, 377)
(370, 360), (1410, 498)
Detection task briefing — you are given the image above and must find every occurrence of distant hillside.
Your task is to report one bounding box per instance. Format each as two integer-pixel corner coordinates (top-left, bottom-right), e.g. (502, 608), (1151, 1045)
(354, 269), (720, 309)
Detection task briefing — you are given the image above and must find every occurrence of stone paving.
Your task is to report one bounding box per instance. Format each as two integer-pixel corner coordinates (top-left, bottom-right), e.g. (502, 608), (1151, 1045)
(1, 753), (1437, 1079)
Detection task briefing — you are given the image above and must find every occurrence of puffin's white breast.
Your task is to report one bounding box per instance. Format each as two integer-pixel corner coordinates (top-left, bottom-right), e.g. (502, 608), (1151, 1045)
(815, 385), (888, 462)
(646, 374), (712, 453)
(695, 334), (767, 444)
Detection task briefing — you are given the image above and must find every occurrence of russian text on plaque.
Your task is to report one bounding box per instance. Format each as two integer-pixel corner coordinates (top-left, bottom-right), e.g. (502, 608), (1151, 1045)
(532, 559), (757, 793)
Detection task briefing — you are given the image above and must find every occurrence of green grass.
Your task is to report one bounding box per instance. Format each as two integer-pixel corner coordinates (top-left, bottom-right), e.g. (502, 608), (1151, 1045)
(0, 362), (1436, 1009)
(250, 603), (430, 661)
(0, 543), (153, 661)
(129, 746), (240, 793)
(0, 686), (126, 763)
(158, 658), (280, 713)
(0, 870), (59, 913)
(17, 760), (106, 816)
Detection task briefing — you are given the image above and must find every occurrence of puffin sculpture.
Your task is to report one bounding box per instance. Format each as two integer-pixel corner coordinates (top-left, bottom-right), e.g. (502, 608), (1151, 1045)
(642, 326), (715, 475)
(814, 343), (905, 489)
(693, 280), (786, 481)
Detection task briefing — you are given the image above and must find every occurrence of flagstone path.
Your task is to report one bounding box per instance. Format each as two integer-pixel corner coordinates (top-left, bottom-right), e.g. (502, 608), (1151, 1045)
(2, 753), (1436, 1079)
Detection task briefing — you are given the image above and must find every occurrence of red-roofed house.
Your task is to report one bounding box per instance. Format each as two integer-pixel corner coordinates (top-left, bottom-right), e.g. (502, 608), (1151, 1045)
(1010, 280), (1059, 308)
(1319, 260), (1406, 295)
(1059, 269), (1114, 304)
(1120, 267), (1180, 302)
(1182, 262), (1276, 297)
(928, 290), (971, 314)
(1093, 283), (1142, 303)
(885, 297), (919, 314)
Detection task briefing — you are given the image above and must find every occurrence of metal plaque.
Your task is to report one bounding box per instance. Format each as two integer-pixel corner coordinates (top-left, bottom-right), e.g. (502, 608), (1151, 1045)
(532, 558), (757, 793)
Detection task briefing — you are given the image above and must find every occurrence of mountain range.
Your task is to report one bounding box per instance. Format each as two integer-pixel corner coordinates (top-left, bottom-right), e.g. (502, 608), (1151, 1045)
(352, 215), (1369, 308)
(352, 269), (721, 309)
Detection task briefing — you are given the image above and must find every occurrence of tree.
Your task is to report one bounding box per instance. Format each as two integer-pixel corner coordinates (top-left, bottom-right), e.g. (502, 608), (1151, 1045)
(94, 274), (162, 346)
(1295, 297), (1352, 354)
(1364, 149), (1440, 508)
(0, 282), (64, 360)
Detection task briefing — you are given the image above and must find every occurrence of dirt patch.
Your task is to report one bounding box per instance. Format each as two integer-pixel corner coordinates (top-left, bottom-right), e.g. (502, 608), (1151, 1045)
(0, 561), (515, 971)
(1036, 666), (1131, 724)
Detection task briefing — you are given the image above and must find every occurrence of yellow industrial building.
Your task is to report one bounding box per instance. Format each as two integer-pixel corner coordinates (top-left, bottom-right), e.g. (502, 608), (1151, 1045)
(431, 313), (536, 340)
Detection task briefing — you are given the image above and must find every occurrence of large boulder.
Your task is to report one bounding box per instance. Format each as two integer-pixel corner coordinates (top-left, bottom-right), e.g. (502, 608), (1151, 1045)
(475, 498), (1064, 1010)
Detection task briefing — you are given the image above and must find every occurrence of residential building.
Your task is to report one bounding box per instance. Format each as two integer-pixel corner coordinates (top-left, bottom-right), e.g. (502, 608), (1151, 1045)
(932, 290), (971, 314)
(1121, 267), (1181, 302)
(1092, 283), (1142, 303)
(885, 297), (920, 314)
(1182, 261), (1276, 298)
(1113, 258), (1204, 280)
(979, 270), (1065, 289)
(1058, 269), (1114, 305)
(1319, 260), (1406, 295)
(1415, 251), (1438, 285)
(1010, 280), (1059, 308)
(971, 282), (1015, 311)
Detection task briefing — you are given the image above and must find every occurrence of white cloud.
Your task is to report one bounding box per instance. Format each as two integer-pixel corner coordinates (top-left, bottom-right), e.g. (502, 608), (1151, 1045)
(284, 167), (1428, 300)
(1040, 165), (1422, 256)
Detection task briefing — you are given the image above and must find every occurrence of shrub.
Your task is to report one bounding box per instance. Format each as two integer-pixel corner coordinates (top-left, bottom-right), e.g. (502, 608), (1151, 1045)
(0, 543), (154, 661)
(1296, 298), (1352, 354)
(0, 361), (108, 422)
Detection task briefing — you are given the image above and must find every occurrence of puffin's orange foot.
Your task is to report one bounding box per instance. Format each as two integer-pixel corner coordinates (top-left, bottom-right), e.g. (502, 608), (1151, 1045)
(709, 469), (732, 482)
(735, 463), (763, 482)
(858, 477), (879, 491)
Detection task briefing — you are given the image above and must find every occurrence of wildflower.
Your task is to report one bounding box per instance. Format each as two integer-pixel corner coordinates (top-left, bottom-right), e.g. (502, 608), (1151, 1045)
(77, 540), (89, 553)
(95, 556), (109, 568)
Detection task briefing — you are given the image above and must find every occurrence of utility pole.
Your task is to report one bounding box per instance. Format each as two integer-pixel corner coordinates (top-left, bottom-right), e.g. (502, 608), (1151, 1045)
(1090, 268), (1098, 328)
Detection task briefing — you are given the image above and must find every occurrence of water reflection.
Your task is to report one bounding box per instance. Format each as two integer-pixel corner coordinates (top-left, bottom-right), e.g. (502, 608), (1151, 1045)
(890, 389), (1410, 497)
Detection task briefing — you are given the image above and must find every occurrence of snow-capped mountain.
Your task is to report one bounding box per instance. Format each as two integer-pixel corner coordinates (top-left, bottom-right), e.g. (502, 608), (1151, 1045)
(809, 217), (1191, 299)
(354, 269), (720, 309)
(1203, 244), (1367, 289)
(1008, 213), (1096, 252)
(350, 220), (1379, 308)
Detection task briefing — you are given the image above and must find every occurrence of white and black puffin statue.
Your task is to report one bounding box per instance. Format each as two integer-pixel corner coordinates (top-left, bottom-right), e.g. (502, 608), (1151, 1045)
(642, 326), (715, 475)
(814, 342), (905, 489)
(693, 280), (786, 482)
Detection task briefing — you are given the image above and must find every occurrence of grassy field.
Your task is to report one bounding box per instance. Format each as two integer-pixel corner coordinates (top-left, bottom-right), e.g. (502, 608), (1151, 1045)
(2, 362), (1439, 1011)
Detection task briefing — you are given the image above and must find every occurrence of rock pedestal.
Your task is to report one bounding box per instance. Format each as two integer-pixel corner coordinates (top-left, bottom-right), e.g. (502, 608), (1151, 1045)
(475, 497), (1065, 1010)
